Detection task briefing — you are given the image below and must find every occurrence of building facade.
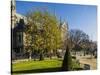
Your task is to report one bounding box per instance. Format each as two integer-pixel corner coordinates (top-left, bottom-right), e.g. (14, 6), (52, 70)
(11, 0), (27, 59)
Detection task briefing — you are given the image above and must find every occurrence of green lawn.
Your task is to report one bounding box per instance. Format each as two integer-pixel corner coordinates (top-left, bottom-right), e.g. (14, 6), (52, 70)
(12, 58), (81, 74)
(12, 59), (62, 74)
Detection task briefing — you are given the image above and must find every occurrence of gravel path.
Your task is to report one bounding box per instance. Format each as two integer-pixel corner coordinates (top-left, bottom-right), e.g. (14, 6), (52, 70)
(76, 55), (97, 70)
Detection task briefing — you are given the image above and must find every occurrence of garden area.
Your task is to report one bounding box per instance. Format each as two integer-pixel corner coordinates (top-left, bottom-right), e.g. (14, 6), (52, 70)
(12, 58), (81, 74)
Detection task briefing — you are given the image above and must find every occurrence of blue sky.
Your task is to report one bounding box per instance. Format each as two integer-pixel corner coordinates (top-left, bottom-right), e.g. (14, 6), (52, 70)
(16, 1), (97, 41)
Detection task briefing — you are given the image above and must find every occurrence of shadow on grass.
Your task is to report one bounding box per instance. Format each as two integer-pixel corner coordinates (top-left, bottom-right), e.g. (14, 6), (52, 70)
(12, 67), (63, 74)
(12, 67), (84, 74)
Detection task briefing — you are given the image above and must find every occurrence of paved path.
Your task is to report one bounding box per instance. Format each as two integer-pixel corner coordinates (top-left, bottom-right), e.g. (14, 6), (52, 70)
(76, 55), (97, 70)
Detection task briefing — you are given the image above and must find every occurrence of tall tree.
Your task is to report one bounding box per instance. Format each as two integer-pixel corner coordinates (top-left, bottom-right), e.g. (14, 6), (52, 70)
(25, 10), (62, 60)
(69, 29), (89, 54)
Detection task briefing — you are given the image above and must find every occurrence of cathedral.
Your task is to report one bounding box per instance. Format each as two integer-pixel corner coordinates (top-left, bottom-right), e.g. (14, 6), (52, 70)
(11, 0), (27, 59)
(11, 0), (69, 60)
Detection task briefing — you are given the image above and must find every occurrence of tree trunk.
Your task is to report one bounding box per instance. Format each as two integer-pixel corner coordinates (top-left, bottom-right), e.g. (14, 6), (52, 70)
(29, 51), (32, 60)
(49, 53), (52, 59)
(49, 50), (52, 59)
(84, 49), (86, 56)
(39, 51), (44, 61)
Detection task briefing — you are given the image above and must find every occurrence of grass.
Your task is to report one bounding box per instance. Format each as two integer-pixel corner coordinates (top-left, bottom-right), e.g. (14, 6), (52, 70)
(12, 58), (81, 74)
(72, 59), (82, 70)
(12, 59), (62, 74)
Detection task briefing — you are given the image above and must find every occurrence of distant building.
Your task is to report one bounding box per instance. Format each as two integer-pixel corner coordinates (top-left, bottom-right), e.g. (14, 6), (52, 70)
(59, 20), (69, 50)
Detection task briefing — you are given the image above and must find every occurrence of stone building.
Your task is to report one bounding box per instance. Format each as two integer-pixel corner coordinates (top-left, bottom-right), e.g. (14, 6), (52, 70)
(60, 21), (69, 50)
(11, 0), (27, 59)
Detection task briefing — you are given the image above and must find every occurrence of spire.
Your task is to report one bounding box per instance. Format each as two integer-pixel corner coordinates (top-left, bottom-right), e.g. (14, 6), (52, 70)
(11, 0), (16, 11)
(12, 0), (16, 6)
(66, 20), (69, 31)
(59, 16), (62, 26)
(63, 19), (69, 31)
